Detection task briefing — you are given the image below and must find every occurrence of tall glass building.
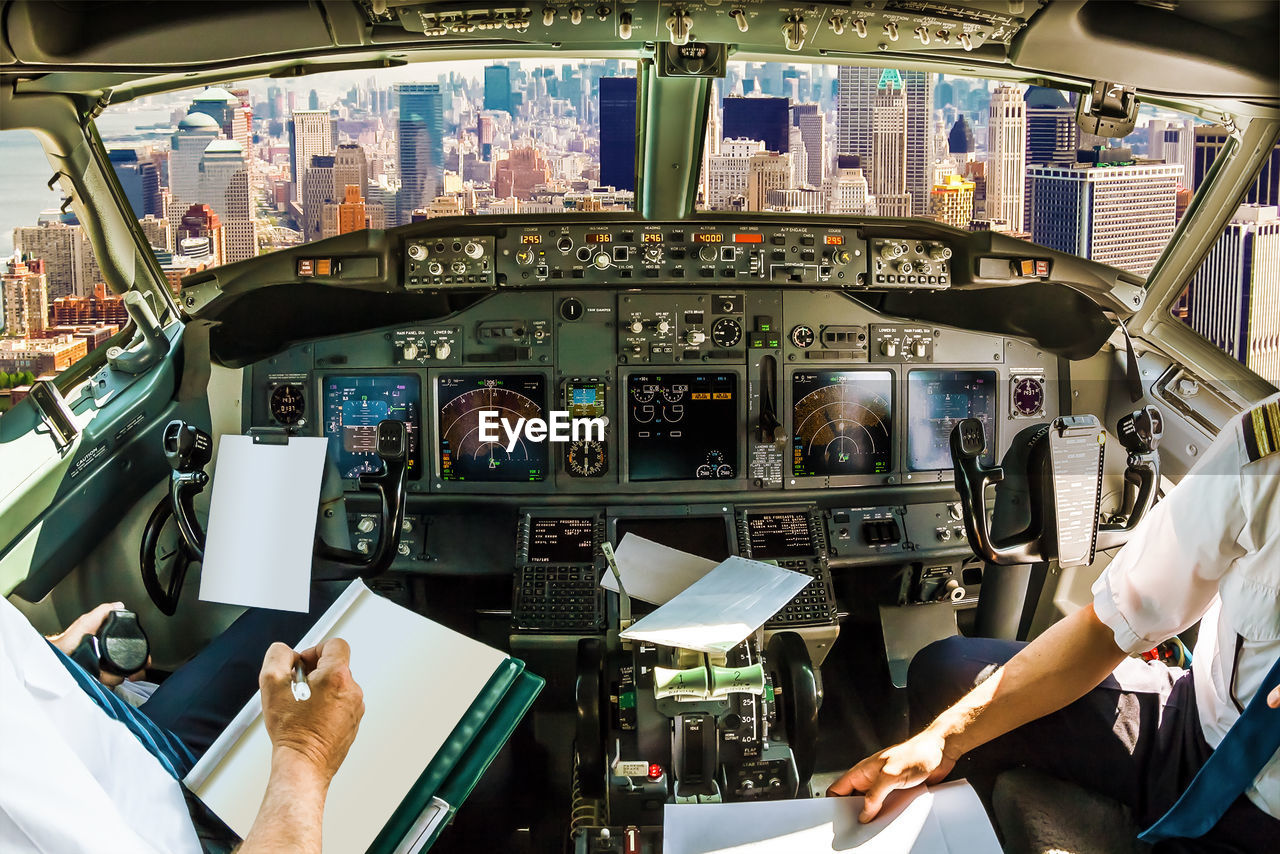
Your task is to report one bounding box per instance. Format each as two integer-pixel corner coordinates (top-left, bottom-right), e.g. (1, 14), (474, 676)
(397, 83), (444, 225)
(598, 77), (636, 192)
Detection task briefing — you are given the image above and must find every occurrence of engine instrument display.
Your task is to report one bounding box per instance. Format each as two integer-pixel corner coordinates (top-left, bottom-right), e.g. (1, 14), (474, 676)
(907, 370), (998, 471)
(745, 512), (814, 559)
(322, 375), (421, 479)
(791, 370), (893, 477)
(437, 374), (547, 482)
(527, 517), (596, 564)
(626, 373), (738, 481)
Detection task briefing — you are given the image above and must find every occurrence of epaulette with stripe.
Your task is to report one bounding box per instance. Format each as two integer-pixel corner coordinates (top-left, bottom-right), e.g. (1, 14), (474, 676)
(1242, 398), (1280, 463)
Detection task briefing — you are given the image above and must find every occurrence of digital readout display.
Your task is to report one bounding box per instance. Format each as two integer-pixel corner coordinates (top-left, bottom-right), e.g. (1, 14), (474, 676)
(693, 233), (724, 244)
(746, 512), (815, 559)
(586, 233), (612, 243)
(527, 517), (596, 564)
(824, 235), (844, 245)
(520, 234), (541, 244)
(642, 233), (663, 243)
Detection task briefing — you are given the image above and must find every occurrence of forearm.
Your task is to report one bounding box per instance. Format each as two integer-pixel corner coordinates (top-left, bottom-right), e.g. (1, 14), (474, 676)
(237, 749), (330, 854)
(924, 603), (1127, 758)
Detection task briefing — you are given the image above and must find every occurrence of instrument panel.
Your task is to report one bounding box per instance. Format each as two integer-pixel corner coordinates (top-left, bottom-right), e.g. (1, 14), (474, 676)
(248, 220), (1059, 498)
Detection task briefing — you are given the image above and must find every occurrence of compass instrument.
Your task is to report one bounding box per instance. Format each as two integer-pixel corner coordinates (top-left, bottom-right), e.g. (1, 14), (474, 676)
(791, 370), (893, 477)
(268, 383), (306, 426)
(1011, 374), (1046, 417)
(438, 374), (547, 482)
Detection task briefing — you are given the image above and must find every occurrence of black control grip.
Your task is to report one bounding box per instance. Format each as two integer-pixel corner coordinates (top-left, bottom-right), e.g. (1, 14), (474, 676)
(98, 610), (150, 676)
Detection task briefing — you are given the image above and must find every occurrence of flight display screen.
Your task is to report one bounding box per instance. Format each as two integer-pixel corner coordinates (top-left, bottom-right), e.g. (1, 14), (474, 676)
(907, 370), (998, 471)
(527, 518), (595, 564)
(791, 370), (893, 477)
(322, 375), (421, 480)
(745, 512), (814, 559)
(615, 516), (732, 562)
(626, 373), (738, 481)
(437, 374), (548, 482)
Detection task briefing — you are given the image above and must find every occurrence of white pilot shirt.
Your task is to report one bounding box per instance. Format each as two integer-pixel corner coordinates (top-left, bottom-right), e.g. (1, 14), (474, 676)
(0, 595), (201, 853)
(1092, 392), (1280, 819)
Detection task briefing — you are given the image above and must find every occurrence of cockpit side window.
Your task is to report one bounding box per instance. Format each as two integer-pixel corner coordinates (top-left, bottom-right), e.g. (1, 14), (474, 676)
(1171, 144), (1280, 387)
(1, 130), (126, 418)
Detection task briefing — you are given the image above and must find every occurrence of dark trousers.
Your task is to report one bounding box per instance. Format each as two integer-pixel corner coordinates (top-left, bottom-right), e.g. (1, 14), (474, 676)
(139, 583), (341, 758)
(909, 636), (1278, 853)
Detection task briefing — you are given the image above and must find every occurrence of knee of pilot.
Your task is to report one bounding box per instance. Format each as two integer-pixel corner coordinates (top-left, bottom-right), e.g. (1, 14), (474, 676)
(907, 636), (971, 707)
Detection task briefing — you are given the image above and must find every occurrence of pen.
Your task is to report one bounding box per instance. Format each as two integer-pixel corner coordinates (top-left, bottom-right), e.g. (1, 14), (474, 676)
(291, 660), (311, 702)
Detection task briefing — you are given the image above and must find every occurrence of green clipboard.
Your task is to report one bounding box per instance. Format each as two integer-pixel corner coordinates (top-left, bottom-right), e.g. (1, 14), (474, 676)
(368, 661), (544, 853)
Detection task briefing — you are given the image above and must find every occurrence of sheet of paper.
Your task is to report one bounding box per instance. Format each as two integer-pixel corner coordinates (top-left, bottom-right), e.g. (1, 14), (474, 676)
(926, 780), (1002, 853)
(187, 580), (511, 854)
(198, 434), (328, 612)
(600, 533), (719, 604)
(619, 556), (811, 654)
(663, 782), (1000, 854)
(664, 786), (944, 854)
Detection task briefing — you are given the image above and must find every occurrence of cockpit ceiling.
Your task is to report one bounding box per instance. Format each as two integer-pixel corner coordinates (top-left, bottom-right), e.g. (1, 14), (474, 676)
(0, 1), (1276, 107)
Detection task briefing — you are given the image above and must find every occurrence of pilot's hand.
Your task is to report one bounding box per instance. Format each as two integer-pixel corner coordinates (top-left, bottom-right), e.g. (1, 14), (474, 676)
(47, 601), (149, 686)
(825, 731), (956, 822)
(259, 639), (364, 786)
(1269, 683), (1279, 709)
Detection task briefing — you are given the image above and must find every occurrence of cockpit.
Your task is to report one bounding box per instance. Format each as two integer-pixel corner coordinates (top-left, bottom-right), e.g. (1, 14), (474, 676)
(1, 2), (1277, 853)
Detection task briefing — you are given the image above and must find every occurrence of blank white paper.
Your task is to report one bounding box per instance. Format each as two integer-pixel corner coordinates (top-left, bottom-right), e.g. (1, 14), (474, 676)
(600, 533), (719, 604)
(198, 434), (328, 612)
(619, 556), (811, 654)
(664, 782), (999, 854)
(186, 580), (511, 854)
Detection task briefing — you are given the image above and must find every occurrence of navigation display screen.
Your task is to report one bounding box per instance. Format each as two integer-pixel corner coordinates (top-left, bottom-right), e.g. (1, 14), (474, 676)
(527, 518), (595, 564)
(626, 373), (738, 481)
(437, 374), (547, 482)
(907, 370), (997, 471)
(746, 512), (814, 559)
(322, 375), (421, 480)
(791, 370), (893, 477)
(615, 516), (732, 562)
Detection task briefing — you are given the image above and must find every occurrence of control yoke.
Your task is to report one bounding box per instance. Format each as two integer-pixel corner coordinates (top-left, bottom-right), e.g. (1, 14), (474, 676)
(140, 419), (410, 614)
(949, 406), (1162, 566)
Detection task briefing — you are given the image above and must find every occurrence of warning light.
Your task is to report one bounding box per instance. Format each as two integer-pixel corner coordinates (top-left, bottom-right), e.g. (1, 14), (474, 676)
(648, 763), (664, 780)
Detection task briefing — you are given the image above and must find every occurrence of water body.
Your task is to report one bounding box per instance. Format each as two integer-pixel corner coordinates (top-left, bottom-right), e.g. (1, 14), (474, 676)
(0, 105), (178, 257)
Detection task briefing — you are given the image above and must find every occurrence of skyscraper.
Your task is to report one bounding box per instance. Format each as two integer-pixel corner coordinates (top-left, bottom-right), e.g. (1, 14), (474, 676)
(176, 204), (226, 266)
(289, 110), (333, 204)
(599, 77), (637, 192)
(836, 66), (878, 165)
(824, 161), (875, 216)
(1182, 204), (1280, 383)
(167, 111), (222, 238)
(1028, 153), (1181, 276)
(2, 256), (49, 338)
(871, 70), (911, 218)
(948, 116), (975, 161)
(1195, 126), (1280, 206)
(930, 173), (976, 228)
(1025, 87), (1078, 166)
(903, 70), (935, 216)
(484, 65), (513, 115)
(793, 104), (825, 187)
(13, 219), (104, 299)
(746, 151), (791, 211)
(987, 85), (1027, 232)
(706, 138), (765, 210)
(396, 83), (445, 227)
(197, 140), (254, 263)
(302, 155), (337, 242)
(332, 143), (369, 199)
(723, 96), (790, 153)
(108, 149), (146, 216)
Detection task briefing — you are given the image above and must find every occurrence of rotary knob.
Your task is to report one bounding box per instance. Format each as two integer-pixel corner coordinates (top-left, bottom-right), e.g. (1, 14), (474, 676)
(464, 241), (483, 259)
(427, 261), (443, 275)
(407, 243), (427, 261)
(433, 341), (452, 360)
(357, 517), (376, 534)
(451, 260), (467, 274)
(401, 342), (419, 361)
(593, 252), (611, 269)
(685, 330), (707, 346)
(698, 245), (717, 262)
(656, 320), (671, 335)
(912, 339), (928, 358)
(515, 248), (535, 266)
(880, 339), (897, 357)
(629, 320), (645, 334)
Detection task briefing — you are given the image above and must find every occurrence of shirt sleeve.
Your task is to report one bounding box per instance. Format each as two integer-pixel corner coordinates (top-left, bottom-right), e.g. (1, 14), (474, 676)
(1092, 415), (1249, 655)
